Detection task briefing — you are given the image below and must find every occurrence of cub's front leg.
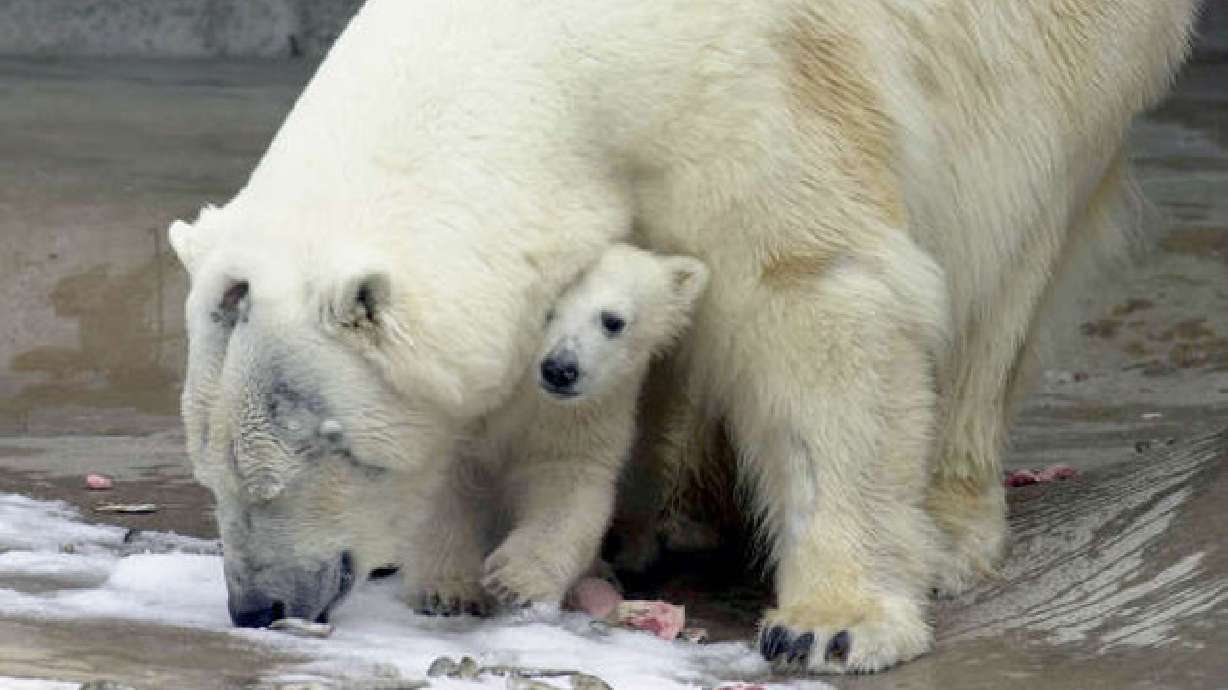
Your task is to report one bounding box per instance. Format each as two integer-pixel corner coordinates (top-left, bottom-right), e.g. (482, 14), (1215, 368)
(482, 423), (627, 608)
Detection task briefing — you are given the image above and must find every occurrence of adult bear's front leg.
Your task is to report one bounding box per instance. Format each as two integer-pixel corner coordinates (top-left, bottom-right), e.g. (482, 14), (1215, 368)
(400, 462), (492, 617)
(712, 245), (948, 674)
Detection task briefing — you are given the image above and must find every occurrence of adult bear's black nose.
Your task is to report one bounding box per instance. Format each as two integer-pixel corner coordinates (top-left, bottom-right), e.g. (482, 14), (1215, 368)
(230, 596), (285, 628)
(540, 350), (580, 395)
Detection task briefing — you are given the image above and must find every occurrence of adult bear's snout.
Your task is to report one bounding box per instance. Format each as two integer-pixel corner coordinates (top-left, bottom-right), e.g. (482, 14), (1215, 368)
(225, 551), (355, 628)
(229, 591), (285, 628)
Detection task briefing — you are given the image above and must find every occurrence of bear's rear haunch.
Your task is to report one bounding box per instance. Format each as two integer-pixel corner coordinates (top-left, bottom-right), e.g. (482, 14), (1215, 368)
(168, 0), (1199, 674)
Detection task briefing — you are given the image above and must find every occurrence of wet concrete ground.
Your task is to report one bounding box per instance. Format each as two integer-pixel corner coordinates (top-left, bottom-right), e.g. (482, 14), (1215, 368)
(0, 51), (1226, 689)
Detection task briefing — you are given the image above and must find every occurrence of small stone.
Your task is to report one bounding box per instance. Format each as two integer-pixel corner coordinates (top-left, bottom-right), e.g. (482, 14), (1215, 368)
(61, 543), (76, 554)
(427, 656), (458, 678)
(93, 503), (158, 514)
(85, 474), (113, 490)
(1135, 440), (1152, 453)
(570, 673), (613, 690)
(456, 655), (480, 679)
(267, 617), (334, 638)
(484, 666), (575, 679)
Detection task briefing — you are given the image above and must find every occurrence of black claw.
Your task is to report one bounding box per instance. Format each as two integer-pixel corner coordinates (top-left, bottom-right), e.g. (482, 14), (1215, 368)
(786, 632), (815, 664)
(465, 601), (483, 616)
(760, 626), (790, 660)
(825, 630), (851, 663)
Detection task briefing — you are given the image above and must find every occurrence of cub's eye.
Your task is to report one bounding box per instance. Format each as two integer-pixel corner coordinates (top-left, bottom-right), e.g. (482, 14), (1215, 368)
(600, 311), (626, 337)
(545, 308), (556, 325)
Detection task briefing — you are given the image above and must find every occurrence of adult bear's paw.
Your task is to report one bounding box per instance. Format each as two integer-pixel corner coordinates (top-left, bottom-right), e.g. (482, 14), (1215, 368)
(757, 595), (931, 674)
(927, 477), (1008, 599)
(403, 576), (489, 617)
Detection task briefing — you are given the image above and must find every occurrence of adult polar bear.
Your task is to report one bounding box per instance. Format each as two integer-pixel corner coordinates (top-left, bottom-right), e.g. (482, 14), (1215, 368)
(169, 0), (1198, 675)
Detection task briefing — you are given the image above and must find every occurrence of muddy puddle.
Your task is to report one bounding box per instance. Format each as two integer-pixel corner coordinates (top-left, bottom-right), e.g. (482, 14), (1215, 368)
(0, 618), (303, 690)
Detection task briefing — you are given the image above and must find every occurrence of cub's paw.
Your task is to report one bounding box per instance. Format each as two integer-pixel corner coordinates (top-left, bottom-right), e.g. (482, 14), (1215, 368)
(403, 579), (489, 617)
(757, 598), (931, 674)
(481, 545), (568, 608)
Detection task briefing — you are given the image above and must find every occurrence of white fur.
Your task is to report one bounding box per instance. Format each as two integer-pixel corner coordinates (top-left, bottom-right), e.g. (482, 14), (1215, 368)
(170, 0), (1198, 673)
(403, 244), (707, 613)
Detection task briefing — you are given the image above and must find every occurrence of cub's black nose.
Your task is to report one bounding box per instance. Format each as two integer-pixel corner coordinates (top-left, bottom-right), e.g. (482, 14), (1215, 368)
(230, 597), (285, 628)
(540, 351), (580, 392)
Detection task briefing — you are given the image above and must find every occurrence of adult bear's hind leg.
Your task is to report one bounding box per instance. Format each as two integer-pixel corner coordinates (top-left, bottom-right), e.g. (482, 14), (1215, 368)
(927, 153), (1139, 598)
(714, 243), (947, 674)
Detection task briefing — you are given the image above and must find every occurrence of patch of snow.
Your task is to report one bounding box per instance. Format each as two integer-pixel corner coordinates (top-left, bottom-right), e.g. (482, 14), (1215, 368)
(0, 678), (77, 690)
(0, 493), (807, 689)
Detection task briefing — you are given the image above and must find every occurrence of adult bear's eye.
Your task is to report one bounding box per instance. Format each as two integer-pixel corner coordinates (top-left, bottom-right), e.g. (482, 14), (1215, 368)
(600, 311), (626, 337)
(211, 280), (249, 328)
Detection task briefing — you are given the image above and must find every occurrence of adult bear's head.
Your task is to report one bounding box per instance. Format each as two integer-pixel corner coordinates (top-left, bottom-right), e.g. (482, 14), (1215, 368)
(167, 195), (615, 626)
(169, 205), (466, 627)
(169, 152), (627, 628)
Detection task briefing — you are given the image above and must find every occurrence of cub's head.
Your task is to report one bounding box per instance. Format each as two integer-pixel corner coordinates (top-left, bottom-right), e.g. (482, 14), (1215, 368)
(168, 207), (467, 628)
(538, 243), (708, 401)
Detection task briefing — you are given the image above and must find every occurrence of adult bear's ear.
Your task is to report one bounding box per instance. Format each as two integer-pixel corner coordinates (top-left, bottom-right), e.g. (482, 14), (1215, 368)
(167, 219), (198, 273)
(168, 205), (222, 275)
(667, 256), (709, 307)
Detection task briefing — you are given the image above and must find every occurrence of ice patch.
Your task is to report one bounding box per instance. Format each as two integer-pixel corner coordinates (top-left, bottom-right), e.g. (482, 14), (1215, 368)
(0, 678), (77, 690)
(0, 493), (800, 689)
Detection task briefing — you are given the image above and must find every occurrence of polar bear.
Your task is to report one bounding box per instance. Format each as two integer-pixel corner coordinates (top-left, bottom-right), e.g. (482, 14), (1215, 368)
(402, 243), (708, 615)
(169, 0), (1198, 674)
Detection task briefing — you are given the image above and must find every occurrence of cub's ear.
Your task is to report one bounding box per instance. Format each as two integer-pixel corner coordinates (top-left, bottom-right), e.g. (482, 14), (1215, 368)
(167, 219), (198, 273)
(666, 256), (709, 307)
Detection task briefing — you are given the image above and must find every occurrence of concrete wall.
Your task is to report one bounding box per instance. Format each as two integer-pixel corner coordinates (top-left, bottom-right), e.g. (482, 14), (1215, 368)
(1, 1), (1225, 59)
(0, 60), (313, 434)
(0, 0), (364, 58)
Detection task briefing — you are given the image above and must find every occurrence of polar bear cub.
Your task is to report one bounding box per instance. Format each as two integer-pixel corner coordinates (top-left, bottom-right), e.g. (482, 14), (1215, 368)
(481, 243), (708, 608)
(405, 243), (708, 614)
